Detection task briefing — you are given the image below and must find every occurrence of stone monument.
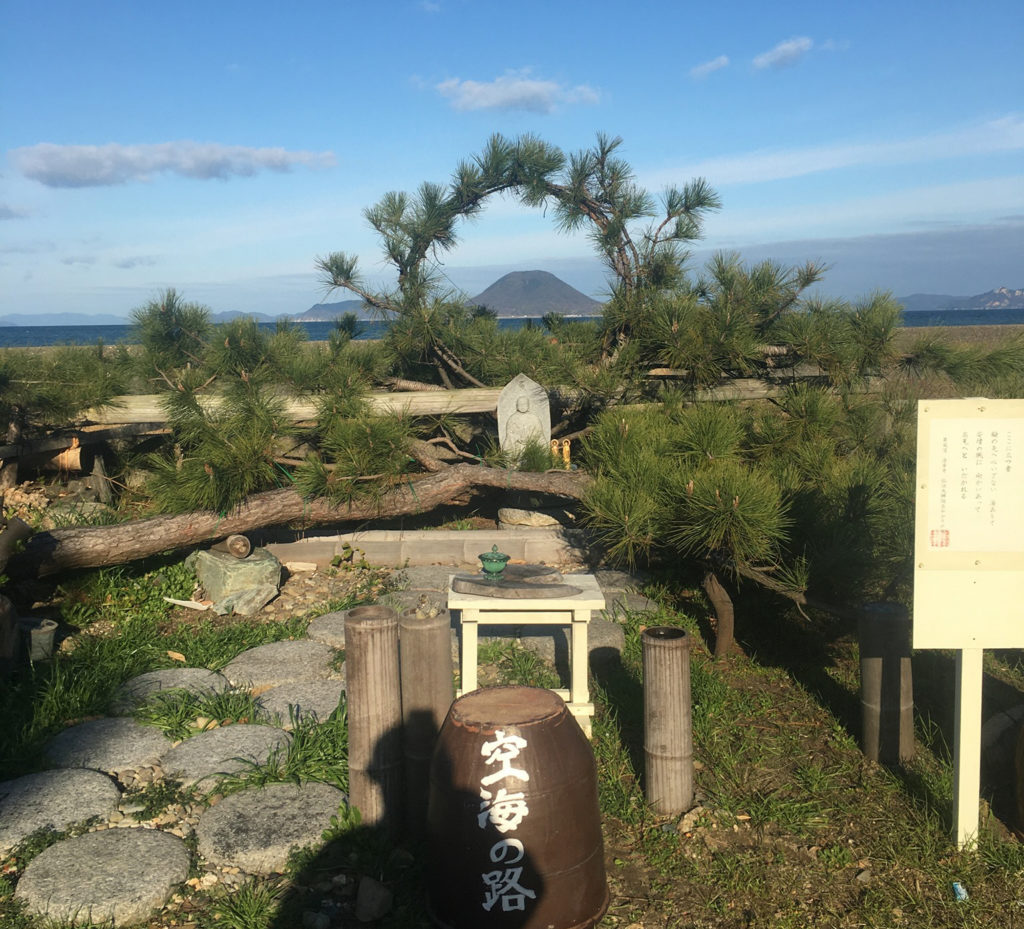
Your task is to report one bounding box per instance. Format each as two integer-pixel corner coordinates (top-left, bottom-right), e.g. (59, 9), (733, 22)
(497, 373), (550, 461)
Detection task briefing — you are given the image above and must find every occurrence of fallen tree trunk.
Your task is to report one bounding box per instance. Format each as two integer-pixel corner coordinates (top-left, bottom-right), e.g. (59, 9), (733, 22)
(10, 463), (592, 578)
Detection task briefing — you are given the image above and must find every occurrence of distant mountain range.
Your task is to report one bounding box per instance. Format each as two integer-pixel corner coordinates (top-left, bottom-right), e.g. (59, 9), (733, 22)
(897, 287), (1024, 312)
(2, 278), (1022, 327)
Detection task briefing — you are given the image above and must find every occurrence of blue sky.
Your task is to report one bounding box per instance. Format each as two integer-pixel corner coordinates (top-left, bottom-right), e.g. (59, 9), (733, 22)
(2, 0), (1021, 319)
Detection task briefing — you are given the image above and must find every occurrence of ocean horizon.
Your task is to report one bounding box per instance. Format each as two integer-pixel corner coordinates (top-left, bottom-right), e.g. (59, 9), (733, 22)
(0, 308), (1022, 349)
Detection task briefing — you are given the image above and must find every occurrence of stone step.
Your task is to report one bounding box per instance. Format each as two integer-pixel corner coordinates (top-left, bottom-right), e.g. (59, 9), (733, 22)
(15, 827), (189, 927)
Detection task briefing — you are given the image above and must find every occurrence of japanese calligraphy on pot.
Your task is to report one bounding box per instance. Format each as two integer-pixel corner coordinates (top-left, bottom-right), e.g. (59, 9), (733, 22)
(478, 729), (537, 913)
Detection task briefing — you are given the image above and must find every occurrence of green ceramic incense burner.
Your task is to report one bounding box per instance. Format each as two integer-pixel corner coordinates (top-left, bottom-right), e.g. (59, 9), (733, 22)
(478, 544), (511, 579)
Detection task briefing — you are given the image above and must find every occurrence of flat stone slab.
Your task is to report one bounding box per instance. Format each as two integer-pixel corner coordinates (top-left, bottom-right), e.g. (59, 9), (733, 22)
(306, 611), (347, 648)
(222, 639), (341, 694)
(196, 781), (346, 874)
(15, 827), (189, 926)
(451, 574), (581, 598)
(0, 769), (121, 853)
(110, 667), (231, 714)
(46, 717), (172, 774)
(158, 724), (291, 787)
(256, 681), (346, 729)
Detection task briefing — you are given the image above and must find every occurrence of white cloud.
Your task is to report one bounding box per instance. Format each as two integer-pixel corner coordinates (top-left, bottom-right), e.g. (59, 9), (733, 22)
(436, 69), (600, 113)
(61, 254), (96, 266)
(419, 0), (441, 11)
(690, 55), (730, 79)
(752, 36), (813, 70)
(0, 204), (26, 220)
(11, 142), (337, 189)
(651, 115), (1024, 187)
(114, 255), (159, 269)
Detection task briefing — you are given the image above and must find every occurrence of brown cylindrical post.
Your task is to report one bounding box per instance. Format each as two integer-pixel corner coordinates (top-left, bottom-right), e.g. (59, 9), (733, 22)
(858, 601), (915, 766)
(642, 626), (694, 815)
(399, 607), (454, 837)
(345, 605), (403, 831)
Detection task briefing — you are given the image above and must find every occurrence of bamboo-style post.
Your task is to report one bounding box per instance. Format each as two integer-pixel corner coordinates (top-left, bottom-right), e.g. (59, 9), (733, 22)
(399, 607), (454, 837)
(858, 602), (915, 765)
(345, 605), (403, 831)
(642, 626), (694, 814)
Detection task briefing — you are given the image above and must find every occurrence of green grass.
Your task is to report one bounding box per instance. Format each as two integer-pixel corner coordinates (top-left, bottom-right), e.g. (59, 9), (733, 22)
(132, 687), (264, 740)
(213, 707), (349, 795)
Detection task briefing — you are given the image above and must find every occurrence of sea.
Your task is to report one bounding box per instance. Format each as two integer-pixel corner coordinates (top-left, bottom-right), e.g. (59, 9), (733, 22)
(0, 309), (1022, 349)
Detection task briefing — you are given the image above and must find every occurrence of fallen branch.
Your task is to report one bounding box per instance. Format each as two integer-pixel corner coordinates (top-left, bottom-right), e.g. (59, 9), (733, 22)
(10, 462), (592, 577)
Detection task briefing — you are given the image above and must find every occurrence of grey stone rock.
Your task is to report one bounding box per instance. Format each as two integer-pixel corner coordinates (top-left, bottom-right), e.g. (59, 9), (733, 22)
(196, 781), (346, 874)
(45, 718), (172, 774)
(498, 506), (562, 527)
(594, 568), (650, 589)
(110, 668), (230, 715)
(15, 828), (189, 926)
(223, 639), (342, 694)
(356, 875), (394, 921)
(192, 548), (282, 602)
(306, 611), (347, 648)
(256, 681), (346, 729)
(602, 590), (659, 617)
(0, 769), (121, 853)
(159, 724), (292, 787)
(213, 584), (280, 616)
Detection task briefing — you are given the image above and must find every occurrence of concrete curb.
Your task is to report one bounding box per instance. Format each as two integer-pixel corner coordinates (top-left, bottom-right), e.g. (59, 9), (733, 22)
(266, 528), (589, 569)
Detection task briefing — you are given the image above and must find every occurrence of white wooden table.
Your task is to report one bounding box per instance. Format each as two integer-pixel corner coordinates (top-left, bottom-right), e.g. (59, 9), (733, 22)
(448, 573), (605, 736)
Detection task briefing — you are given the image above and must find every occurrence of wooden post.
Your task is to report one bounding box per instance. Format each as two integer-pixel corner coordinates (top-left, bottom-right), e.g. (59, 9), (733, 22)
(953, 648), (984, 849)
(858, 602), (915, 766)
(642, 626), (694, 814)
(210, 535), (252, 558)
(0, 595), (17, 680)
(344, 605), (403, 832)
(399, 607), (454, 838)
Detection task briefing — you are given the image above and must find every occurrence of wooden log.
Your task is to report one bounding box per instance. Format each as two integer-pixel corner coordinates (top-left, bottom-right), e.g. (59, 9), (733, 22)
(858, 602), (915, 766)
(81, 390), (507, 424)
(80, 375), (886, 429)
(8, 463), (592, 578)
(399, 607), (455, 838)
(345, 605), (403, 832)
(642, 626), (694, 815)
(209, 534), (252, 558)
(0, 595), (17, 680)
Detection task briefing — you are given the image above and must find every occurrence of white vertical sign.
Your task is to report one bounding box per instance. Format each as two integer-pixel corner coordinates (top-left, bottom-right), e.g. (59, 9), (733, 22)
(914, 398), (1024, 848)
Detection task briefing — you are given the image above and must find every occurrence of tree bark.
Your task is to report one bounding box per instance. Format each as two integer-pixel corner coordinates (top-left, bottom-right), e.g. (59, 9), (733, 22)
(10, 463), (592, 578)
(703, 569), (737, 659)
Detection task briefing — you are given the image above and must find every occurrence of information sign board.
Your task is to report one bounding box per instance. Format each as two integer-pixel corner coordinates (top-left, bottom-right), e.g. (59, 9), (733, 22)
(913, 397), (1024, 848)
(914, 399), (1024, 650)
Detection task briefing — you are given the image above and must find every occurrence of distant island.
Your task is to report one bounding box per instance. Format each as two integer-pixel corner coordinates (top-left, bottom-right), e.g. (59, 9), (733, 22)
(897, 287), (1024, 312)
(1, 276), (1022, 327)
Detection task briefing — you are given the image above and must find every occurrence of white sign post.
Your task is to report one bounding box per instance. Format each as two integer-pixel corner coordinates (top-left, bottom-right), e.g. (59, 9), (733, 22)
(913, 398), (1024, 848)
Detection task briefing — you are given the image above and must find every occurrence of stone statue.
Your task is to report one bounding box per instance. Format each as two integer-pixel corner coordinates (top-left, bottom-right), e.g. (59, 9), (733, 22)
(497, 374), (550, 460)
